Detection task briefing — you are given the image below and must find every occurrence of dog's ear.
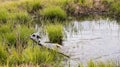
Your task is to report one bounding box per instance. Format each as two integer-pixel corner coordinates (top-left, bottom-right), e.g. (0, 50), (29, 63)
(35, 24), (40, 35)
(35, 24), (38, 32)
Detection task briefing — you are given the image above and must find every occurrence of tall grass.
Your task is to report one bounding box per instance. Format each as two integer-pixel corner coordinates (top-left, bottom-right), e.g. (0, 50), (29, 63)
(0, 43), (8, 65)
(40, 6), (67, 20)
(0, 24), (11, 34)
(0, 8), (9, 23)
(9, 11), (31, 24)
(79, 60), (119, 67)
(41, 0), (74, 7)
(18, 0), (42, 12)
(111, 1), (120, 13)
(5, 44), (63, 66)
(0, 23), (34, 47)
(46, 24), (63, 45)
(0, 23), (64, 66)
(22, 45), (63, 64)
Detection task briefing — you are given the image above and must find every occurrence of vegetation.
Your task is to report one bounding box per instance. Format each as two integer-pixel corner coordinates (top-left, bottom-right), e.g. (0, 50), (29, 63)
(46, 24), (63, 45)
(79, 60), (120, 67)
(0, 23), (64, 67)
(0, 0), (120, 67)
(41, 6), (67, 20)
(111, 1), (120, 13)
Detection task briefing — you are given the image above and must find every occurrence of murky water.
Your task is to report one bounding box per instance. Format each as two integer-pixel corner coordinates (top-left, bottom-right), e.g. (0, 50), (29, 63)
(40, 18), (120, 67)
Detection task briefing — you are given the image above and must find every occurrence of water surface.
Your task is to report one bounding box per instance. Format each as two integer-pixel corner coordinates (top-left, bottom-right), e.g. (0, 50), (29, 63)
(62, 18), (120, 66)
(40, 18), (120, 67)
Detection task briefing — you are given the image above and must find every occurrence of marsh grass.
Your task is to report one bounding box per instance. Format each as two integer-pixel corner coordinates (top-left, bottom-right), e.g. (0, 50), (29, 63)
(0, 24), (11, 34)
(111, 1), (120, 13)
(78, 60), (120, 67)
(0, 23), (64, 66)
(5, 32), (16, 46)
(0, 0), (120, 67)
(0, 43), (8, 64)
(46, 24), (63, 45)
(9, 11), (31, 24)
(0, 23), (34, 47)
(40, 6), (67, 20)
(0, 8), (9, 23)
(19, 0), (42, 12)
(5, 44), (63, 67)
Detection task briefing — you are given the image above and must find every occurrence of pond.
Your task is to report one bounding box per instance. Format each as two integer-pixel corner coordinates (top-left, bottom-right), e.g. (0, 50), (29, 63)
(39, 18), (120, 67)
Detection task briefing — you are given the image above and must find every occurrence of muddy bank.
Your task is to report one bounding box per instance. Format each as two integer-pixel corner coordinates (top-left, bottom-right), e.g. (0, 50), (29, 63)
(66, 3), (107, 16)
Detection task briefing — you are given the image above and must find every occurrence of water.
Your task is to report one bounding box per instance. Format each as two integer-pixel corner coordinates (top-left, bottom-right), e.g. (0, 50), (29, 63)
(62, 18), (120, 67)
(40, 18), (120, 67)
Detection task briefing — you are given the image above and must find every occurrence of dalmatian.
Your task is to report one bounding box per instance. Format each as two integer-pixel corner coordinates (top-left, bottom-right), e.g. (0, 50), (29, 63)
(30, 24), (62, 50)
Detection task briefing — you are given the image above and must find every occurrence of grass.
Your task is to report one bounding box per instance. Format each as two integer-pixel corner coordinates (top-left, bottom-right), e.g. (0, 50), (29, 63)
(46, 24), (63, 45)
(79, 60), (120, 67)
(18, 0), (42, 12)
(4, 44), (63, 67)
(0, 24), (11, 34)
(10, 11), (31, 24)
(0, 0), (119, 22)
(0, 43), (8, 65)
(0, 8), (9, 23)
(111, 1), (120, 13)
(40, 6), (67, 20)
(0, 23), (64, 66)
(0, 0), (120, 67)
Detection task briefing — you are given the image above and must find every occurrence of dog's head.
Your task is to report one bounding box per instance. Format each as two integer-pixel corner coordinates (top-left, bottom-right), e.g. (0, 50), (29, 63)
(30, 32), (42, 45)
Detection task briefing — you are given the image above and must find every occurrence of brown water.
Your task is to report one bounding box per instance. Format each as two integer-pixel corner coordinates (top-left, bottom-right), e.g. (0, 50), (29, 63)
(40, 18), (120, 67)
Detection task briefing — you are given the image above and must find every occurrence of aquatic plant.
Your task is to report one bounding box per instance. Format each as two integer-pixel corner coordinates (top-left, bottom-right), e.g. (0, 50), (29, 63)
(41, 6), (67, 20)
(46, 24), (63, 44)
(87, 60), (96, 67)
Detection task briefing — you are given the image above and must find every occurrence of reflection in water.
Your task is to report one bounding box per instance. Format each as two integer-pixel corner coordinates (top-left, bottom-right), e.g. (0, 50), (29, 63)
(63, 18), (120, 67)
(39, 18), (120, 67)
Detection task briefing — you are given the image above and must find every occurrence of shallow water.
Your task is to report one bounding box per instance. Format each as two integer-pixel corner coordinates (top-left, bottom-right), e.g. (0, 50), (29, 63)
(40, 18), (120, 67)
(62, 18), (120, 67)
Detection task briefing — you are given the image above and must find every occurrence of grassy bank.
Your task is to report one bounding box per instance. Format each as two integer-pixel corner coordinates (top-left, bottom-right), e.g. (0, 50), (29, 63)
(0, 23), (64, 67)
(0, 0), (119, 23)
(0, 0), (120, 67)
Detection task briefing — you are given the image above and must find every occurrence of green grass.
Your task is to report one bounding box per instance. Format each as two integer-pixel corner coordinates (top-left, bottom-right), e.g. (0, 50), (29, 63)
(46, 24), (63, 45)
(79, 60), (119, 67)
(0, 24), (11, 34)
(0, 23), (34, 47)
(5, 44), (63, 66)
(0, 23), (64, 66)
(18, 0), (42, 12)
(5, 32), (16, 46)
(0, 43), (8, 65)
(9, 11), (31, 24)
(111, 1), (120, 13)
(0, 8), (9, 23)
(0, 0), (119, 22)
(41, 6), (67, 20)
(0, 0), (120, 67)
